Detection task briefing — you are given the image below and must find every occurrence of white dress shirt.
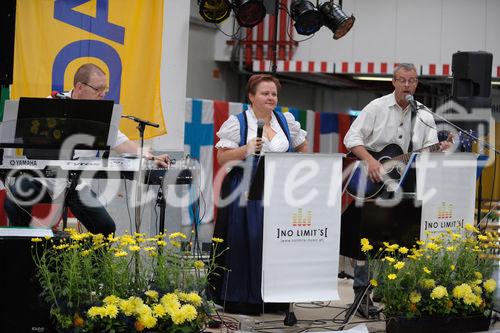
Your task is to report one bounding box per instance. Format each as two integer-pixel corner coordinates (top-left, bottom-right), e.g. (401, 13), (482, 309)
(215, 107), (307, 152)
(343, 92), (438, 153)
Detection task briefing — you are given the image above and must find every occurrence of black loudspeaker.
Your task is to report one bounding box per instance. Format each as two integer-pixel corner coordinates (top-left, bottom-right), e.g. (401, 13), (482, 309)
(452, 51), (493, 108)
(0, 0), (16, 85)
(0, 236), (54, 333)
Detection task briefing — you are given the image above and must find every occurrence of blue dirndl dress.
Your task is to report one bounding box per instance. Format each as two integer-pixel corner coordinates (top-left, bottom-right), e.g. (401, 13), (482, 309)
(208, 110), (293, 315)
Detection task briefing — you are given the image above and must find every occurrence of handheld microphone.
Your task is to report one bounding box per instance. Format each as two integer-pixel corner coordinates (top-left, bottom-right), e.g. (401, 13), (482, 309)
(51, 91), (70, 99)
(255, 119), (265, 155)
(405, 94), (418, 113)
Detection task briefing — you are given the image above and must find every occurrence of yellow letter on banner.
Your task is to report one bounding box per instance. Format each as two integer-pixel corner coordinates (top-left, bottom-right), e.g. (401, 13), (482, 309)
(12, 0), (165, 140)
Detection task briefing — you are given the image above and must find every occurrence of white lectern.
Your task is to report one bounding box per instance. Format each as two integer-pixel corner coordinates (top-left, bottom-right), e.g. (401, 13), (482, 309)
(261, 153), (344, 302)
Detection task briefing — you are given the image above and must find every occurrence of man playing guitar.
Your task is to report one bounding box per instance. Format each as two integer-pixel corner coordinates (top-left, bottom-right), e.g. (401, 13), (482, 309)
(342, 63), (452, 317)
(344, 63), (451, 189)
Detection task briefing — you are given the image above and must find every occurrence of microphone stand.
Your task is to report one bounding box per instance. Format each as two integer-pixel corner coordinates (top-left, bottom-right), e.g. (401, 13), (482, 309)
(122, 115), (159, 233)
(417, 106), (499, 155)
(417, 106), (499, 226)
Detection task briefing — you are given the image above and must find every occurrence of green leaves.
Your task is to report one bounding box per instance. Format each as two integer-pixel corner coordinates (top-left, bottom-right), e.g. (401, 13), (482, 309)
(32, 230), (221, 332)
(364, 228), (497, 318)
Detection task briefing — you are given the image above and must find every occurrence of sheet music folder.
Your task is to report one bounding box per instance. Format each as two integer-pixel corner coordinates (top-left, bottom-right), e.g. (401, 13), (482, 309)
(0, 97), (121, 159)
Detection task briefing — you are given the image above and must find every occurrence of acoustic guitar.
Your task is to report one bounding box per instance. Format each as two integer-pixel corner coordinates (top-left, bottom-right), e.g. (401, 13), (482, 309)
(345, 137), (452, 199)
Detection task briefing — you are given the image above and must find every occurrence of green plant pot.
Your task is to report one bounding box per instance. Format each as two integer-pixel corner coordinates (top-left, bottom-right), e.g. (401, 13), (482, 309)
(386, 313), (490, 333)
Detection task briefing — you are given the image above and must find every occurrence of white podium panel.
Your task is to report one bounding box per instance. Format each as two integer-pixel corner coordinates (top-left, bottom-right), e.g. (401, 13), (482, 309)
(262, 153), (343, 302)
(416, 153), (477, 239)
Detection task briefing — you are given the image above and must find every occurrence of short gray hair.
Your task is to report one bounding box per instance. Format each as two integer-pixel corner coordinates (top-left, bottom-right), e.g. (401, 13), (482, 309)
(73, 63), (106, 86)
(393, 63), (417, 77)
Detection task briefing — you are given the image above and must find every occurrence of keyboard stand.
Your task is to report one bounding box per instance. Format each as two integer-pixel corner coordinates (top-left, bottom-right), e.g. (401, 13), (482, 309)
(157, 184), (167, 234)
(61, 171), (79, 230)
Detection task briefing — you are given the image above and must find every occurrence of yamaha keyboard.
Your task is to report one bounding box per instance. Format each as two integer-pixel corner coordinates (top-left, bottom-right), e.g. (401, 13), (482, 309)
(0, 157), (195, 185)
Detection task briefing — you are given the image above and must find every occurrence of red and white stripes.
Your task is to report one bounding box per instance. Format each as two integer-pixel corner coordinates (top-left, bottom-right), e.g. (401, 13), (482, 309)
(252, 60), (500, 78)
(420, 63), (451, 76)
(253, 60), (334, 73)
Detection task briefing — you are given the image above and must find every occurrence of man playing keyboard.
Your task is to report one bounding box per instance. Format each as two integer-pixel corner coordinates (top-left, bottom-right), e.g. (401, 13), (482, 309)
(4, 63), (169, 235)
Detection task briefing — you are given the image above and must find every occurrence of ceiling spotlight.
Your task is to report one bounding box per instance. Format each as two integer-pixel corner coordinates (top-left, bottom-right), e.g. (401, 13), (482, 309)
(290, 0), (323, 36)
(233, 0), (267, 28)
(198, 0), (232, 24)
(319, 2), (355, 39)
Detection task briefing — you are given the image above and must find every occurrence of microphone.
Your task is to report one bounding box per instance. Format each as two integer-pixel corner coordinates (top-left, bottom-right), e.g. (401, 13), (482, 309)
(405, 94), (418, 113)
(122, 115), (160, 128)
(51, 91), (70, 99)
(255, 119), (265, 155)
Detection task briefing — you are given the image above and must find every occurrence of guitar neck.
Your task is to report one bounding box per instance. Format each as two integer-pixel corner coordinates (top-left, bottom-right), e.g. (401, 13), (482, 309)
(394, 142), (442, 163)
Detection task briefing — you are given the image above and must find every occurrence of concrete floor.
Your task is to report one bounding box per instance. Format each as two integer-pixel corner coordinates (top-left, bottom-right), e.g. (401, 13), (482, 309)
(115, 202), (500, 332)
(209, 278), (500, 333)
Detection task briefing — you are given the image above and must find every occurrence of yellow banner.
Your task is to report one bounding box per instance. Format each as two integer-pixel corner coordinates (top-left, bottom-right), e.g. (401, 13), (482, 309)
(12, 0), (165, 140)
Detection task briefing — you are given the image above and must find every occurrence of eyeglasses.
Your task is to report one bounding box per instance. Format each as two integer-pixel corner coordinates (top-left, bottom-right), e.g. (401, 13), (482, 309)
(394, 77), (418, 85)
(81, 82), (108, 94)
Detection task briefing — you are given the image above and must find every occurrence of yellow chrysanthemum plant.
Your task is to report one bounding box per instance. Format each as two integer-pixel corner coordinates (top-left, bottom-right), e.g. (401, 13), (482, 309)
(32, 229), (225, 332)
(360, 225), (498, 319)
(85, 291), (203, 332)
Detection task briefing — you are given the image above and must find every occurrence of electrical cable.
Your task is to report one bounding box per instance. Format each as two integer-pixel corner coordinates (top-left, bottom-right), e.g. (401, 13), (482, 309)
(123, 179), (134, 232)
(215, 22), (245, 40)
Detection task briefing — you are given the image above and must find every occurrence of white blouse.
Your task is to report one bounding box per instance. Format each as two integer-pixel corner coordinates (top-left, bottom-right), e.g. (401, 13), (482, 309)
(215, 108), (307, 152)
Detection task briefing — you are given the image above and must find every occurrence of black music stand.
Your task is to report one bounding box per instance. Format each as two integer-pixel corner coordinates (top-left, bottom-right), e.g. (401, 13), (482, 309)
(1, 97), (118, 157)
(0, 97), (121, 229)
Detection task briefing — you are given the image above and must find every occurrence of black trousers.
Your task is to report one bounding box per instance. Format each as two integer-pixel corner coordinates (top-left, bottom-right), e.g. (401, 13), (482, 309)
(4, 177), (116, 235)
